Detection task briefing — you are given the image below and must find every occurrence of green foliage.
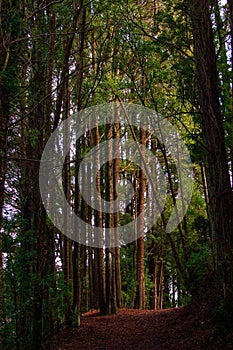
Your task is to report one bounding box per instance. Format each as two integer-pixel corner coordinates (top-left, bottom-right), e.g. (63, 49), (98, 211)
(121, 244), (137, 307)
(25, 128), (41, 148)
(54, 272), (73, 322)
(2, 216), (35, 349)
(2, 214), (70, 349)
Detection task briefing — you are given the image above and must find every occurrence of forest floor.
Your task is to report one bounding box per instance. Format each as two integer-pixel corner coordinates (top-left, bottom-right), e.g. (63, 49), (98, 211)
(45, 304), (233, 350)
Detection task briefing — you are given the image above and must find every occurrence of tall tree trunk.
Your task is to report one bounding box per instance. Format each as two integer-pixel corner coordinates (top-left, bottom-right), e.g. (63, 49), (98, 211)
(105, 124), (117, 314)
(188, 0), (233, 310)
(135, 128), (146, 309)
(0, 24), (9, 336)
(94, 123), (107, 314)
(228, 0), (233, 188)
(62, 78), (73, 325)
(0, 0), (22, 336)
(113, 120), (122, 309)
(72, 1), (86, 325)
(148, 235), (164, 310)
(17, 4), (58, 346)
(0, 85), (7, 347)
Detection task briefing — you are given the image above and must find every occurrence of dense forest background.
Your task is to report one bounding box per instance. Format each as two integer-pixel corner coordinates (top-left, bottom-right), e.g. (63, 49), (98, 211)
(0, 0), (233, 349)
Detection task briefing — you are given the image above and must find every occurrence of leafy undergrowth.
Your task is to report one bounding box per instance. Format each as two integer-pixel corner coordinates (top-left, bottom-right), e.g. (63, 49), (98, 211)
(44, 304), (233, 350)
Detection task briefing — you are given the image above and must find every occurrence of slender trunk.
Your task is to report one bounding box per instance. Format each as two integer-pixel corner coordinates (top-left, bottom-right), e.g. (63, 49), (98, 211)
(135, 128), (146, 309)
(105, 124), (117, 314)
(228, 0), (233, 189)
(113, 121), (122, 309)
(62, 81), (73, 325)
(73, 138), (81, 327)
(0, 48), (9, 338)
(149, 241), (164, 310)
(94, 123), (107, 314)
(53, 4), (83, 131)
(0, 0), (20, 336)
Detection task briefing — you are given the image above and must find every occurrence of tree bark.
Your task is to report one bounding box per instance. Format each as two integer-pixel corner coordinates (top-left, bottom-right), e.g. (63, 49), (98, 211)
(0, 29), (9, 350)
(94, 123), (107, 314)
(188, 0), (233, 309)
(105, 124), (117, 314)
(135, 128), (146, 309)
(113, 121), (122, 309)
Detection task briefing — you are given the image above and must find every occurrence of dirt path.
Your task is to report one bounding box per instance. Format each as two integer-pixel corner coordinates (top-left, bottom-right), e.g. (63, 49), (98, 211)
(45, 306), (232, 350)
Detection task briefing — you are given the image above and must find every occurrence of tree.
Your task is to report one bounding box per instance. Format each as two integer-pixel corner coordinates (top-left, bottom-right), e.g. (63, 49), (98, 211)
(134, 128), (146, 309)
(0, 1), (23, 346)
(0, 0), (11, 325)
(2, 0), (233, 347)
(187, 0), (233, 314)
